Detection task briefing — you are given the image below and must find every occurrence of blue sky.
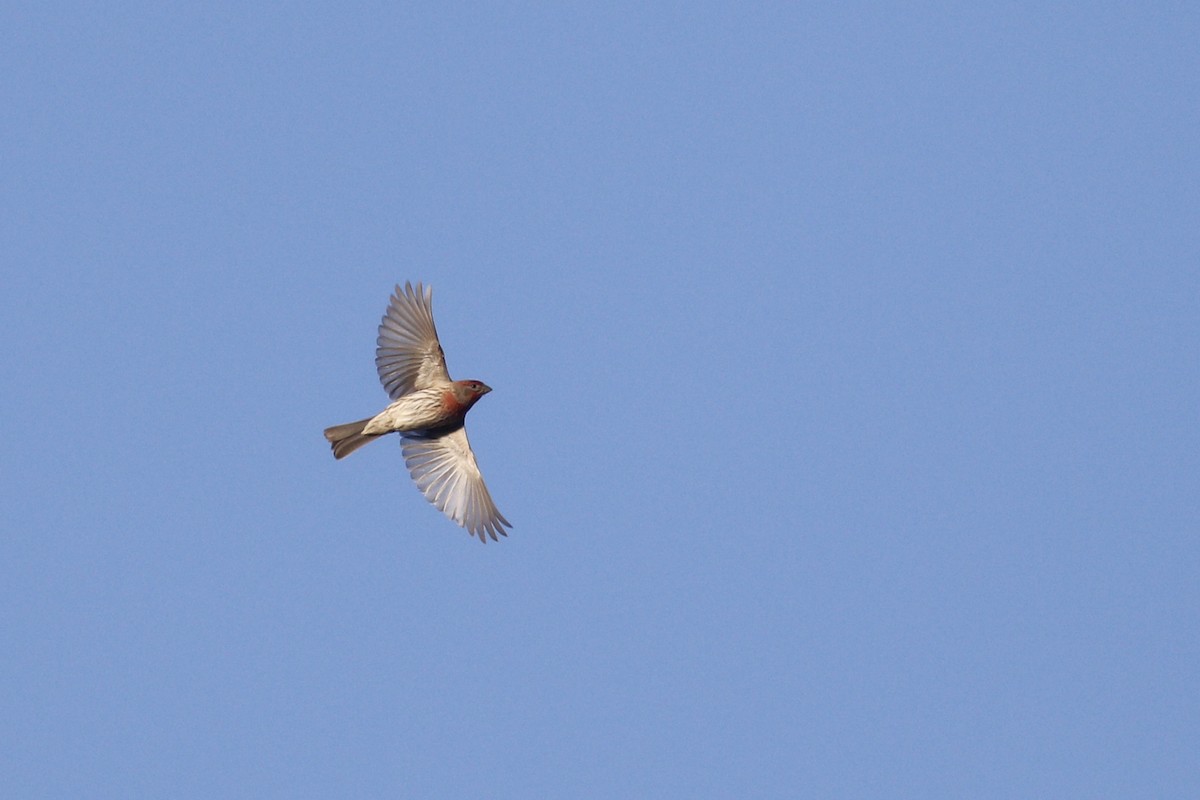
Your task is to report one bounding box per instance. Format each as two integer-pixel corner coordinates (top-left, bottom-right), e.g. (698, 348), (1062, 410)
(3, 3), (1197, 797)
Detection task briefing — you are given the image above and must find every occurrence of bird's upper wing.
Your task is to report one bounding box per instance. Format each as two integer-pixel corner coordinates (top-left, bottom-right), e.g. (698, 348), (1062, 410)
(401, 426), (511, 542)
(376, 282), (452, 400)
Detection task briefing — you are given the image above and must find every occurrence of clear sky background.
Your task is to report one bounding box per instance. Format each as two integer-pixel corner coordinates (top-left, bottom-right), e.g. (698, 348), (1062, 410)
(3, 4), (1197, 798)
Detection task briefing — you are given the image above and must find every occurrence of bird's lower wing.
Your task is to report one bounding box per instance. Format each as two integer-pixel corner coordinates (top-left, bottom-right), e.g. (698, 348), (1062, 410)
(401, 426), (511, 542)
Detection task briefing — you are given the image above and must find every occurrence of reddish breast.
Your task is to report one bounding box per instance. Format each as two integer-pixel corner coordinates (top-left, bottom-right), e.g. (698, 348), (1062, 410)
(441, 389), (469, 416)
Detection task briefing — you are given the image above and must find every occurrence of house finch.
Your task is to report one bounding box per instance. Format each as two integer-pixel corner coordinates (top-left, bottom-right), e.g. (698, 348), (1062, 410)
(324, 282), (511, 542)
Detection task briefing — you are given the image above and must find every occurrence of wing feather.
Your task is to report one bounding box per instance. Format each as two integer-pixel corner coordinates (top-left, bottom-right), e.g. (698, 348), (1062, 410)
(376, 282), (451, 400)
(401, 427), (511, 542)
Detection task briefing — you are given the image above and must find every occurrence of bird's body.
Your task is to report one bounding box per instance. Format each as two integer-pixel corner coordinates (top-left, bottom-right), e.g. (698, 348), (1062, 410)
(323, 283), (510, 541)
(363, 384), (484, 435)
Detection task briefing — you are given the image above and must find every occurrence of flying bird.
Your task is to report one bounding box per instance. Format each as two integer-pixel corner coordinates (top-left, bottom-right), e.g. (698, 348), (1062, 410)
(324, 283), (511, 542)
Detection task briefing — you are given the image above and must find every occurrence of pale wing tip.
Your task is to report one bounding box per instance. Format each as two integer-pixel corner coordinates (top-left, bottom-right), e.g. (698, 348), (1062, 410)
(470, 513), (512, 543)
(394, 281), (430, 303)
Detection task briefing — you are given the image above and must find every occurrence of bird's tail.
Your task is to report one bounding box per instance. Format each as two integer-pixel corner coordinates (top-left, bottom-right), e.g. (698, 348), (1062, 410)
(323, 417), (382, 459)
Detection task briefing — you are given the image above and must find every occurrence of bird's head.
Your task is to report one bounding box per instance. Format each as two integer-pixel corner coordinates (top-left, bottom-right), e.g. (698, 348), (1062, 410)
(451, 380), (492, 407)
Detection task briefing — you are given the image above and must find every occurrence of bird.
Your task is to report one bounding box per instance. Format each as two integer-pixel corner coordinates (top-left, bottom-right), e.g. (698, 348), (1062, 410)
(324, 282), (511, 542)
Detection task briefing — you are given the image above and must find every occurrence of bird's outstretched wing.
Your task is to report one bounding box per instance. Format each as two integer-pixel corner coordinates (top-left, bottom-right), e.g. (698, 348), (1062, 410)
(376, 282), (451, 400)
(401, 427), (511, 542)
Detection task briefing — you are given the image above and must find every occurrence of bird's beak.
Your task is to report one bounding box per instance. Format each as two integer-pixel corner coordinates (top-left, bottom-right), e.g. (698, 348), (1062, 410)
(480, 383), (493, 394)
